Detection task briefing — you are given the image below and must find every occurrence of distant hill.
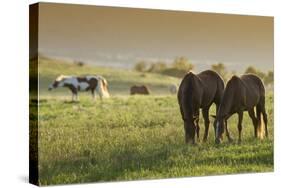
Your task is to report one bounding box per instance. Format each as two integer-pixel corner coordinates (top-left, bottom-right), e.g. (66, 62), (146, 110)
(38, 57), (181, 96)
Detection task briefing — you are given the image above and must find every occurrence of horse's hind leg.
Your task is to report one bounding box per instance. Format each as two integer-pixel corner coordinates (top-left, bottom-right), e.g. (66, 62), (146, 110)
(194, 110), (200, 142)
(261, 96), (268, 137)
(196, 117), (200, 142)
(202, 107), (210, 142)
(237, 111), (244, 143)
(248, 108), (258, 138)
(262, 109), (268, 137)
(91, 88), (96, 100)
(258, 96), (268, 137)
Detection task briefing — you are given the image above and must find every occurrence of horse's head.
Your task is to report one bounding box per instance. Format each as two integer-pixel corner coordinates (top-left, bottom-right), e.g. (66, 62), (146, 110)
(214, 116), (226, 144)
(48, 75), (66, 91)
(183, 116), (199, 144)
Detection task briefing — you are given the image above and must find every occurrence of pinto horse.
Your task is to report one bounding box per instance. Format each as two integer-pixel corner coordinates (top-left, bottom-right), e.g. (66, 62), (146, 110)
(214, 74), (268, 144)
(48, 75), (110, 101)
(178, 70), (225, 144)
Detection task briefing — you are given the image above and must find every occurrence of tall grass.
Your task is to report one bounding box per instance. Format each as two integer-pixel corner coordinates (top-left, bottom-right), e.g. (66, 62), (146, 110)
(36, 95), (273, 185)
(34, 58), (273, 186)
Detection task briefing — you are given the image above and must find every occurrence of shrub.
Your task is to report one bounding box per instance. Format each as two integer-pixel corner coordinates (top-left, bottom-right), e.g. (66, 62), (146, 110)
(134, 61), (147, 72)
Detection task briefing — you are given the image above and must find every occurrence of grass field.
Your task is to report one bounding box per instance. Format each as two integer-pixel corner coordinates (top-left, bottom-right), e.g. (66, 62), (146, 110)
(31, 58), (274, 186)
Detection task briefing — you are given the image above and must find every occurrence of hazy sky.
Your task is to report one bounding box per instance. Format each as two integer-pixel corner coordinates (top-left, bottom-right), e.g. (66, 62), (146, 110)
(38, 3), (273, 72)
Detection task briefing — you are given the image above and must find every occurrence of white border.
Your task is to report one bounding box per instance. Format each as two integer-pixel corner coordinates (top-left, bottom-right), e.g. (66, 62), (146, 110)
(0, 0), (279, 188)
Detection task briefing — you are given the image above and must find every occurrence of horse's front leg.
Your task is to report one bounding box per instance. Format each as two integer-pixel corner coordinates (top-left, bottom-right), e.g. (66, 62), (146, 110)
(237, 111), (244, 143)
(71, 88), (78, 102)
(71, 93), (75, 101)
(74, 90), (79, 101)
(213, 103), (219, 139)
(224, 119), (233, 142)
(202, 107), (210, 142)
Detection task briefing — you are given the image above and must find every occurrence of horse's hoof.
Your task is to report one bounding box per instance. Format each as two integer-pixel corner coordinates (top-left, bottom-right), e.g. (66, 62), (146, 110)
(228, 138), (233, 143)
(215, 138), (221, 144)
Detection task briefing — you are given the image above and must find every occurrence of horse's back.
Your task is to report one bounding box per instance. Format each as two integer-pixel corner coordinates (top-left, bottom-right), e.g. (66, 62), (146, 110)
(197, 70), (225, 106)
(197, 70), (224, 89)
(241, 74), (265, 95)
(197, 70), (221, 79)
(226, 74), (264, 109)
(178, 70), (224, 109)
(178, 72), (203, 109)
(130, 85), (149, 95)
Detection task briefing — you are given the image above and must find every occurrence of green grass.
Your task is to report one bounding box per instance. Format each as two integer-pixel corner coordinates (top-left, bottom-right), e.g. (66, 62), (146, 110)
(32, 58), (274, 186)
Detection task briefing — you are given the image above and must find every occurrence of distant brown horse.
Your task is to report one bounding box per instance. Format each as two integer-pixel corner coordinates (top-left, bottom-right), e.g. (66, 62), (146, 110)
(214, 74), (268, 144)
(178, 70), (224, 144)
(130, 85), (150, 95)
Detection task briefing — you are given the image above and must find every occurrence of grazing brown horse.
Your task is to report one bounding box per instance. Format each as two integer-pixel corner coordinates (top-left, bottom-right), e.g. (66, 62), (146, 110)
(214, 74), (268, 144)
(178, 70), (224, 144)
(130, 85), (150, 95)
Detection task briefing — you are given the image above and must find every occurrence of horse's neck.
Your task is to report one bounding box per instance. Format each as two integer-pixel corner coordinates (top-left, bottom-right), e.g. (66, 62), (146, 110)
(218, 86), (236, 118)
(183, 77), (202, 116)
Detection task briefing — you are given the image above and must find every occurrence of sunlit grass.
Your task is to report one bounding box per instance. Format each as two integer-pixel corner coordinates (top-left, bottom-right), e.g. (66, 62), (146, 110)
(33, 94), (273, 186)
(32, 58), (273, 186)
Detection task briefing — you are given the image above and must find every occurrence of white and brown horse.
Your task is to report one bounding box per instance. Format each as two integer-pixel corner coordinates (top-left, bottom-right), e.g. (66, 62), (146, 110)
(48, 75), (110, 101)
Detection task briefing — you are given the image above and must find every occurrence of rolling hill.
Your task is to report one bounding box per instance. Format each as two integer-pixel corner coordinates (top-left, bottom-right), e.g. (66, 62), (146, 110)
(38, 57), (181, 96)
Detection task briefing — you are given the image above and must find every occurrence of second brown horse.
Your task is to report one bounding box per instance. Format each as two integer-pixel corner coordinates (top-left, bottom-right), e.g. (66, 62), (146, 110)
(214, 74), (268, 144)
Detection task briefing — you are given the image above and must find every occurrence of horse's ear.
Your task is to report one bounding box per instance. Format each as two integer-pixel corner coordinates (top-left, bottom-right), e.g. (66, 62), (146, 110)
(211, 115), (216, 119)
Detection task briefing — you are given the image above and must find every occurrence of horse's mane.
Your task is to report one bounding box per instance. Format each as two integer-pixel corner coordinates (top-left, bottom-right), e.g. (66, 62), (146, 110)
(217, 76), (240, 118)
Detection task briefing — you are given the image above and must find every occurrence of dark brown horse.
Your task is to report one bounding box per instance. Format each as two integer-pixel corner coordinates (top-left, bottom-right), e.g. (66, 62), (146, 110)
(178, 70), (224, 144)
(130, 85), (150, 95)
(214, 74), (268, 144)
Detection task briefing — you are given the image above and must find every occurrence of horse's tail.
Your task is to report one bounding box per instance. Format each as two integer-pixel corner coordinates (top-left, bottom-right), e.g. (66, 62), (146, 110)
(257, 110), (265, 139)
(101, 78), (110, 98)
(96, 77), (110, 99)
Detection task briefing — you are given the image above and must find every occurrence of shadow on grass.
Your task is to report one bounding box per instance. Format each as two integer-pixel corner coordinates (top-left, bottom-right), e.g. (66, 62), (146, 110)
(39, 138), (273, 186)
(63, 100), (80, 104)
(39, 143), (187, 185)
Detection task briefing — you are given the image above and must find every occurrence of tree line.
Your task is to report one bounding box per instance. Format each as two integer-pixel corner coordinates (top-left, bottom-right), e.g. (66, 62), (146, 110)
(134, 57), (273, 86)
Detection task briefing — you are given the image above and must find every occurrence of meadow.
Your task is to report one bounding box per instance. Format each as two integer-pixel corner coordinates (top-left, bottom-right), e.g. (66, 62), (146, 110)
(31, 58), (274, 186)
